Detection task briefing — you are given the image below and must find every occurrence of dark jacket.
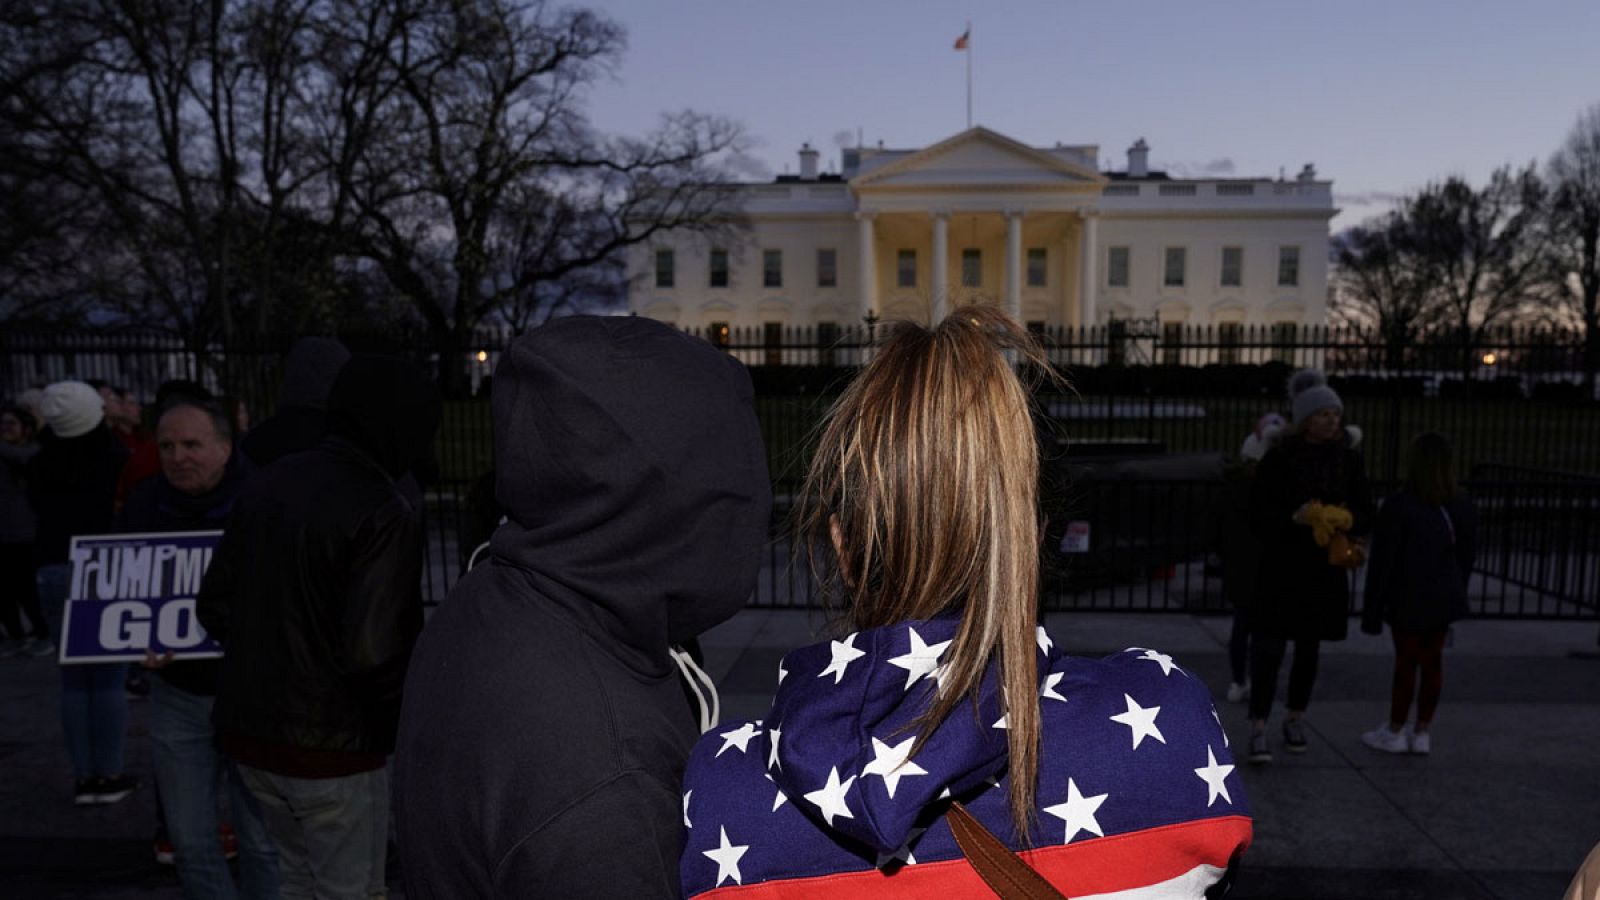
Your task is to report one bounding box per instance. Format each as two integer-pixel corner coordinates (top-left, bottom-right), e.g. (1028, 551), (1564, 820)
(1251, 433), (1373, 641)
(681, 618), (1250, 897)
(1361, 491), (1477, 635)
(28, 424), (128, 564)
(197, 357), (439, 774)
(393, 317), (772, 899)
(116, 457), (249, 696)
(0, 439), (39, 545)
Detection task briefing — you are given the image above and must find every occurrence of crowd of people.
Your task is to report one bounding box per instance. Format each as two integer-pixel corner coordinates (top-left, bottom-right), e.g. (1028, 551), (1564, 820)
(0, 311), (1501, 898)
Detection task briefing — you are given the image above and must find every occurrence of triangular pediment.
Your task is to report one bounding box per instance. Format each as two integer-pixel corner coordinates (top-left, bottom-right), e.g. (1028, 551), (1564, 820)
(851, 127), (1105, 191)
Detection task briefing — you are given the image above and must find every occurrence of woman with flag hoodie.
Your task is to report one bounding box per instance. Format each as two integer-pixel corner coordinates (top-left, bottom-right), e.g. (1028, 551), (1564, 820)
(680, 309), (1250, 899)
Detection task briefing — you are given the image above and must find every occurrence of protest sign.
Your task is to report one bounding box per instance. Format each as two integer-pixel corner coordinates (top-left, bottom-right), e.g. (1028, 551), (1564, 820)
(59, 531), (223, 664)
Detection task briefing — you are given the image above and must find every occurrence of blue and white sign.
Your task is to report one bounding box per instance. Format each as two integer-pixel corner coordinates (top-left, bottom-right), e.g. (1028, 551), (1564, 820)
(59, 531), (224, 664)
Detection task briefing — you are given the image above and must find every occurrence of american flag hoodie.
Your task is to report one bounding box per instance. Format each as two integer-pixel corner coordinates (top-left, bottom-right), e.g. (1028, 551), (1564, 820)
(680, 616), (1251, 898)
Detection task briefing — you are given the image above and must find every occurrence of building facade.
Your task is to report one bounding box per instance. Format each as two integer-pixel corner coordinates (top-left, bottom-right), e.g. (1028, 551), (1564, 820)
(629, 127), (1335, 335)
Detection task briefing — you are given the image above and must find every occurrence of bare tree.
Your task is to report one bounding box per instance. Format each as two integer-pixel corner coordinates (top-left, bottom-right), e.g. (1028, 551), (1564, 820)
(1545, 103), (1600, 392)
(1330, 212), (1438, 368)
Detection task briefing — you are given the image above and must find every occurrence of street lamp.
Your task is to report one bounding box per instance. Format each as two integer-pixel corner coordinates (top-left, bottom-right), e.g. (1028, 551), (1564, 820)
(1482, 352), (1497, 366)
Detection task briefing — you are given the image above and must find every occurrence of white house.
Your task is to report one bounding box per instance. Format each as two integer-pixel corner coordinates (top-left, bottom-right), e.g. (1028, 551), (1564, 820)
(629, 127), (1335, 341)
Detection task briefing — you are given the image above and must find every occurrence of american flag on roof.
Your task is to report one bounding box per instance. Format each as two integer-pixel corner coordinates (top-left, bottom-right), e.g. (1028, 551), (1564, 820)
(953, 26), (970, 50)
(680, 617), (1251, 898)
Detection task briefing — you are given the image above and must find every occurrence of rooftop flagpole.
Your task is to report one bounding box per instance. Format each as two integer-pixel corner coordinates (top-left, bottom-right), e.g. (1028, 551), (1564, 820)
(955, 22), (972, 128)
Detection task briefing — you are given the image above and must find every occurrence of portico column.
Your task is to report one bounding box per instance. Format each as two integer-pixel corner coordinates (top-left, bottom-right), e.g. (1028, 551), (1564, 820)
(855, 211), (877, 322)
(1004, 209), (1023, 322)
(1078, 208), (1099, 328)
(931, 211), (950, 324)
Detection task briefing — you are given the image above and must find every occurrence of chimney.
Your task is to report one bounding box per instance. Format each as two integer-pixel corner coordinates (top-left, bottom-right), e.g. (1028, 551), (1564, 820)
(1127, 138), (1149, 178)
(798, 142), (819, 181)
(1297, 163), (1317, 183)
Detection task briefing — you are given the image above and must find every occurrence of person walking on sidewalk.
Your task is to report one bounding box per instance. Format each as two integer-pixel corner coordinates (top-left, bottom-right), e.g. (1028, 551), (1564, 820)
(28, 380), (137, 804)
(198, 356), (439, 900)
(0, 404), (52, 658)
(120, 395), (281, 898)
(1247, 371), (1372, 764)
(679, 309), (1249, 897)
(1359, 432), (1476, 756)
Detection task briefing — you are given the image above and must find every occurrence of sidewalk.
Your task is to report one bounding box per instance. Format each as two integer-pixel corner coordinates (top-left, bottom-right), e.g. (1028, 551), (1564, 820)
(3, 609), (1597, 898)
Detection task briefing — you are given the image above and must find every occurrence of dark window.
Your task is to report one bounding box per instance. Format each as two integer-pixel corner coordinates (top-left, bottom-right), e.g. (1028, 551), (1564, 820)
(897, 249), (916, 288)
(1164, 247), (1186, 287)
(1218, 322), (1242, 365)
(709, 249), (729, 288)
(1277, 246), (1300, 287)
(655, 249), (674, 288)
(816, 321), (839, 367)
(1108, 247), (1130, 287)
(1220, 247), (1242, 287)
(1107, 319), (1128, 366)
(1161, 322), (1184, 366)
(1026, 248), (1047, 287)
(764, 321), (783, 366)
(961, 249), (982, 287)
(763, 249), (782, 288)
(816, 249), (837, 288)
(709, 321), (730, 348)
(1272, 321), (1297, 365)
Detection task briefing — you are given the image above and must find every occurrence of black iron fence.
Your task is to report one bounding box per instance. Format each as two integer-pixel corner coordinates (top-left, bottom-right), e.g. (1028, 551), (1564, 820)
(4, 323), (1596, 618)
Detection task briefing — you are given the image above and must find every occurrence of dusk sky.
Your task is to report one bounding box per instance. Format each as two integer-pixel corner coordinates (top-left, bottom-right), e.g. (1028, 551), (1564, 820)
(580, 0), (1600, 232)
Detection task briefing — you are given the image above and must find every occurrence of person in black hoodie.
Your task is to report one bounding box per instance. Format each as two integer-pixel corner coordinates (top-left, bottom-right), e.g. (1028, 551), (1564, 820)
(1359, 432), (1476, 756)
(198, 356), (440, 900)
(240, 336), (351, 468)
(392, 316), (772, 898)
(121, 396), (280, 898)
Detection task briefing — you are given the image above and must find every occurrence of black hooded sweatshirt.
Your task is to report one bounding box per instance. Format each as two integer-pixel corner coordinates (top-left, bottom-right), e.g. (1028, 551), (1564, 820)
(393, 316), (772, 899)
(198, 356), (440, 776)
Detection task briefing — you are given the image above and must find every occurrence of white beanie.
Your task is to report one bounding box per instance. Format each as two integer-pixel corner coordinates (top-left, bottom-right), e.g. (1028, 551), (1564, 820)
(40, 381), (105, 439)
(1292, 384), (1342, 428)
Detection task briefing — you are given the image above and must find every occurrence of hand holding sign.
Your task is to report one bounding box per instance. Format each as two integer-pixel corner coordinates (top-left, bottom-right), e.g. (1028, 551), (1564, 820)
(60, 531), (225, 664)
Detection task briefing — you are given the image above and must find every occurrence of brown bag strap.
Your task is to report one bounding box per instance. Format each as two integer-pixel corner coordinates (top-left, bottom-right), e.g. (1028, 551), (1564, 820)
(945, 801), (1068, 900)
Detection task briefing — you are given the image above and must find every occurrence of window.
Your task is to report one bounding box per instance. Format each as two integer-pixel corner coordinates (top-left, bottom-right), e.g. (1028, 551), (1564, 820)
(1161, 322), (1184, 366)
(654, 249), (674, 288)
(709, 249), (729, 288)
(1107, 319), (1128, 366)
(816, 249), (837, 288)
(764, 321), (783, 366)
(1218, 322), (1242, 365)
(709, 321), (730, 348)
(1277, 246), (1300, 287)
(816, 321), (839, 367)
(1271, 321), (1297, 365)
(1220, 247), (1242, 288)
(1027, 248), (1047, 287)
(961, 248), (982, 287)
(1164, 247), (1186, 287)
(1107, 246), (1130, 287)
(763, 250), (782, 288)
(897, 249), (916, 288)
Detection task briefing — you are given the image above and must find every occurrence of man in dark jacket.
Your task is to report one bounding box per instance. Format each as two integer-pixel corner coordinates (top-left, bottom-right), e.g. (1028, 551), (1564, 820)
(240, 336), (350, 468)
(198, 356), (440, 900)
(121, 396), (280, 898)
(393, 316), (772, 898)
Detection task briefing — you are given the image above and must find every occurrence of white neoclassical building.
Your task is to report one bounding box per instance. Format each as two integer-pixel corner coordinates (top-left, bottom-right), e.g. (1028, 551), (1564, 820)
(629, 127), (1334, 337)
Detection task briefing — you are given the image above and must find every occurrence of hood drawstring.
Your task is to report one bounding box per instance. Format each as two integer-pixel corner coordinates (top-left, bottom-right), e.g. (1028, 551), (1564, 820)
(671, 646), (720, 734)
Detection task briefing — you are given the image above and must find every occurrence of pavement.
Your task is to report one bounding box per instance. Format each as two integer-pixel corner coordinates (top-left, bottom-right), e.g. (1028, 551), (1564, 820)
(3, 608), (1598, 899)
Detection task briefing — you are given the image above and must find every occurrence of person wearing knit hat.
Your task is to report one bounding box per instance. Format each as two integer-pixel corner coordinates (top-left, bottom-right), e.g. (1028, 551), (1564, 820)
(16, 387), (47, 423)
(40, 381), (106, 439)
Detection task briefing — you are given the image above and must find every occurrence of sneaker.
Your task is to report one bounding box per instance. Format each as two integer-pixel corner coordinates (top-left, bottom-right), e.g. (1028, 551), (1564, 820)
(91, 774), (139, 805)
(1247, 731), (1272, 764)
(154, 836), (176, 865)
(1410, 730), (1431, 755)
(1282, 719), (1308, 753)
(220, 823), (238, 860)
(23, 637), (55, 658)
(1361, 723), (1409, 754)
(1226, 682), (1250, 703)
(73, 778), (99, 806)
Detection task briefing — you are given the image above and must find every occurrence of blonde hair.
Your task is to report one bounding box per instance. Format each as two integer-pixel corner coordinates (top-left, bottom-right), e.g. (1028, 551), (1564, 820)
(798, 306), (1058, 841)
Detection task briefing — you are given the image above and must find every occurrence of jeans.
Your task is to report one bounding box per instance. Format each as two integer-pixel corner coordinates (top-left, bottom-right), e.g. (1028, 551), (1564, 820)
(238, 764), (389, 900)
(41, 563), (128, 778)
(1249, 634), (1323, 721)
(0, 542), (47, 639)
(150, 678), (281, 900)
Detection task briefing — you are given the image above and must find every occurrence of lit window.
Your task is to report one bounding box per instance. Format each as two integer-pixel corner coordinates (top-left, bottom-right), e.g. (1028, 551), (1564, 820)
(1108, 247), (1130, 287)
(961, 249), (982, 287)
(709, 321), (730, 347)
(1277, 246), (1300, 287)
(1027, 248), (1047, 287)
(816, 249), (836, 288)
(897, 249), (916, 288)
(1164, 247), (1186, 288)
(655, 249), (674, 288)
(1220, 247), (1242, 287)
(763, 249), (782, 288)
(709, 250), (729, 288)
